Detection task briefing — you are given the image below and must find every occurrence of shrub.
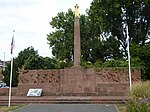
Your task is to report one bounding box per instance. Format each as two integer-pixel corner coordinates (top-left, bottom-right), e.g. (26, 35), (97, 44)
(127, 81), (150, 112)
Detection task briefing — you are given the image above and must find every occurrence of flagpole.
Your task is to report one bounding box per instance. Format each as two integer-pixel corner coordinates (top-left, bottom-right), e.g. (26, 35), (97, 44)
(8, 55), (13, 107)
(8, 30), (15, 107)
(126, 25), (132, 90)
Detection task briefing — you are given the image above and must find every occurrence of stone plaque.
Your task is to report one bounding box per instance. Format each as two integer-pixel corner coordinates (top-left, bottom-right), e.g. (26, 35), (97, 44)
(27, 89), (42, 96)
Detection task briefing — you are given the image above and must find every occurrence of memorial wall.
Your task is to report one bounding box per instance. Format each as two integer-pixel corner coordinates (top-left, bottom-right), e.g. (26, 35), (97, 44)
(17, 67), (141, 96)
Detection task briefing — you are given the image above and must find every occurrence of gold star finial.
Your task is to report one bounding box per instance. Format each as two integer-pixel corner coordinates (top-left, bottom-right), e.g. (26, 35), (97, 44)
(75, 4), (79, 17)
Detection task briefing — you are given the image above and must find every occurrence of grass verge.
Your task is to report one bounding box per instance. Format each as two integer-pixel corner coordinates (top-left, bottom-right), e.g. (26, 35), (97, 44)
(0, 105), (25, 112)
(116, 104), (127, 112)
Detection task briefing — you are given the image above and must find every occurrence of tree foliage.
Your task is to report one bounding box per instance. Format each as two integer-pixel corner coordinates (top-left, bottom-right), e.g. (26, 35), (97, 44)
(130, 42), (150, 79)
(15, 46), (38, 69)
(47, 9), (74, 62)
(88, 0), (150, 50)
(3, 60), (18, 87)
(47, 0), (150, 79)
(3, 46), (58, 86)
(47, 8), (122, 63)
(88, 0), (150, 79)
(23, 56), (57, 70)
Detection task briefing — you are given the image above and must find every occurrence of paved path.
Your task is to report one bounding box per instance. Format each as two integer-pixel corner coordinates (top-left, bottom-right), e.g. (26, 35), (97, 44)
(12, 104), (118, 112)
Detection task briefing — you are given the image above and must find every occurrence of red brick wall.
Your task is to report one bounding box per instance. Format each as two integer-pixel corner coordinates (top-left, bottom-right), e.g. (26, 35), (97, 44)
(0, 88), (17, 96)
(16, 67), (140, 96)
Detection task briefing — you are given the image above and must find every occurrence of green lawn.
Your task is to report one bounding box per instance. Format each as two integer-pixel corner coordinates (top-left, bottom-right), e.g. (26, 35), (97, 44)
(116, 104), (127, 112)
(0, 105), (25, 112)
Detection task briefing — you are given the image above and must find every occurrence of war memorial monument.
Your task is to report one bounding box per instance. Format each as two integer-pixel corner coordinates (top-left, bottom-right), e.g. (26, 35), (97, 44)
(16, 4), (140, 96)
(0, 4), (141, 105)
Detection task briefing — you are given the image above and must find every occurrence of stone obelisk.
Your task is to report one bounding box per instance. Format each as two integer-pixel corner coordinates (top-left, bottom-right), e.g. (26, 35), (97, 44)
(74, 4), (80, 66)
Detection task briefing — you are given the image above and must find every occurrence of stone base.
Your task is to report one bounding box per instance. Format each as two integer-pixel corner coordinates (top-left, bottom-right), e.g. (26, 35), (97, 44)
(16, 67), (141, 96)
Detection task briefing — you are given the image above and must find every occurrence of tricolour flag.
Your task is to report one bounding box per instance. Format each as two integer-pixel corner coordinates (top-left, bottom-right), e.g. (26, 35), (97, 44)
(11, 35), (15, 54)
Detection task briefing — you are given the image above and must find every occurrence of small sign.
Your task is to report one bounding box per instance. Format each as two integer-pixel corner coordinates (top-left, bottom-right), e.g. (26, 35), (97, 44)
(27, 89), (42, 96)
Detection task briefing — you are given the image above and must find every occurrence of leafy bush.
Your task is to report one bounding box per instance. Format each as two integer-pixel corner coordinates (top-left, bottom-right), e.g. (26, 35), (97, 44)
(80, 61), (93, 68)
(127, 81), (150, 112)
(103, 60), (128, 67)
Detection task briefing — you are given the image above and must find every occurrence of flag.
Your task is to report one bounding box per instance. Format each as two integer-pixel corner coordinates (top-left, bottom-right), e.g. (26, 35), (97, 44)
(125, 25), (129, 50)
(11, 35), (15, 54)
(125, 35), (129, 50)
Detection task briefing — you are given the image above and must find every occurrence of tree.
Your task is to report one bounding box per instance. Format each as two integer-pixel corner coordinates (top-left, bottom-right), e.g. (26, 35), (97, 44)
(47, 8), (122, 63)
(130, 42), (150, 79)
(88, 0), (150, 79)
(47, 9), (97, 62)
(139, 43), (150, 79)
(3, 61), (18, 87)
(3, 46), (38, 86)
(3, 46), (58, 86)
(88, 0), (150, 52)
(23, 56), (58, 70)
(103, 36), (123, 60)
(15, 46), (38, 69)
(47, 9), (74, 62)
(47, 1), (149, 80)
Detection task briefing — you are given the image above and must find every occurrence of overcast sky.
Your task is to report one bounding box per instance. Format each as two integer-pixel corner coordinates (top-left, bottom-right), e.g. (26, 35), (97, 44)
(0, 0), (92, 61)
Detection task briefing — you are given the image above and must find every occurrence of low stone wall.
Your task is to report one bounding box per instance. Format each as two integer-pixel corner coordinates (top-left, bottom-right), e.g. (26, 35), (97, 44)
(0, 87), (17, 96)
(16, 67), (141, 96)
(95, 82), (129, 96)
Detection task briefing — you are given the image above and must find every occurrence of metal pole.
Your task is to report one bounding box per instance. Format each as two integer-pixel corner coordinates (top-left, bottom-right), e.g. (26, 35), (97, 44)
(8, 56), (13, 107)
(8, 30), (15, 107)
(126, 25), (132, 90)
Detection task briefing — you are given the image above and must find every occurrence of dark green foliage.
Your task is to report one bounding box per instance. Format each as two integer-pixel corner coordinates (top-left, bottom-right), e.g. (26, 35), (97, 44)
(46, 0), (150, 79)
(103, 36), (123, 60)
(3, 47), (58, 86)
(81, 59), (129, 68)
(3, 61), (18, 87)
(130, 42), (150, 79)
(88, 0), (150, 50)
(138, 43), (150, 79)
(15, 46), (38, 69)
(23, 56), (58, 70)
(57, 61), (73, 69)
(47, 9), (74, 62)
(88, 0), (150, 79)
(47, 8), (123, 63)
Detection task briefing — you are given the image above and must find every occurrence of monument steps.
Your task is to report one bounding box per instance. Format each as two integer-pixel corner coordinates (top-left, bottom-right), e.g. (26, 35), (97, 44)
(0, 96), (126, 106)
